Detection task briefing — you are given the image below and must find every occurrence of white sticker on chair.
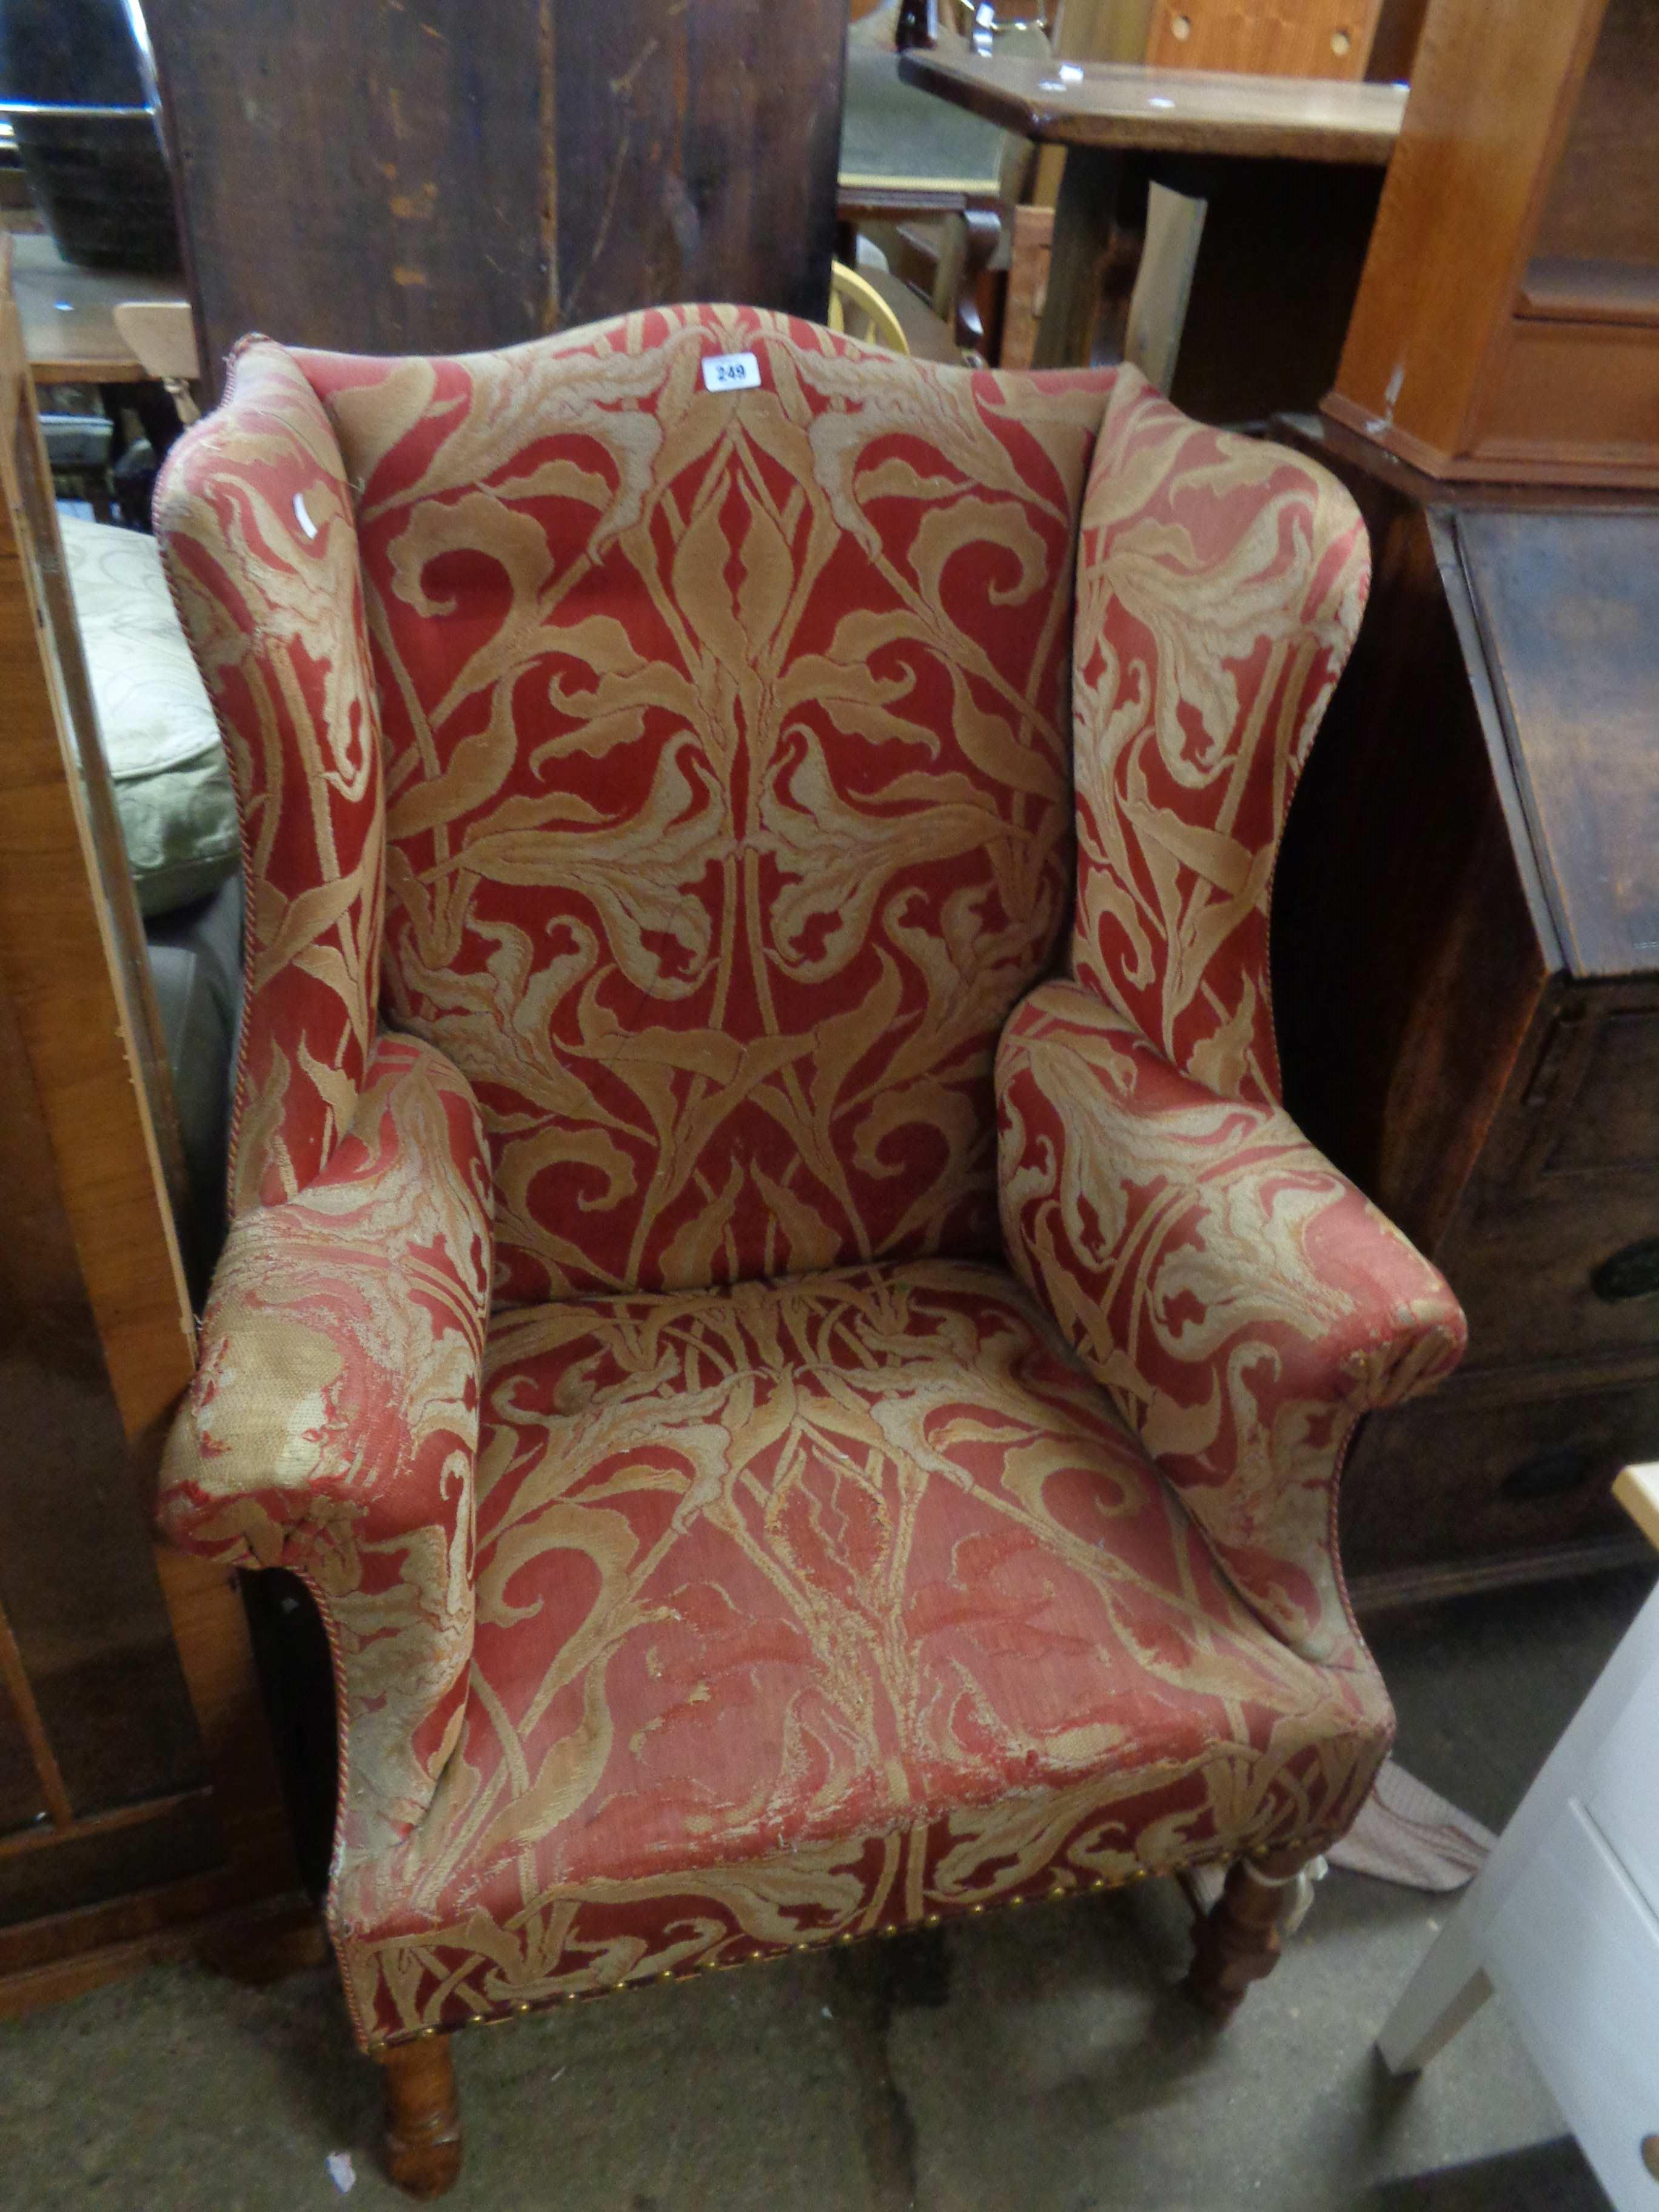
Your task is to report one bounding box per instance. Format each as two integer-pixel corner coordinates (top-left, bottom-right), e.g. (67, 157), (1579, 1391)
(701, 352), (761, 394)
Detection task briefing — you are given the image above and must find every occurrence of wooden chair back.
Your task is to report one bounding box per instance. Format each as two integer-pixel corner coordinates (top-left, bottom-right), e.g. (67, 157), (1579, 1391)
(828, 261), (912, 351)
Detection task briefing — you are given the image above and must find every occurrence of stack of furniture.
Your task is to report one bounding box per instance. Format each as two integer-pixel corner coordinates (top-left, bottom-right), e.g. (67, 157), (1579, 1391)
(837, 7), (1041, 361)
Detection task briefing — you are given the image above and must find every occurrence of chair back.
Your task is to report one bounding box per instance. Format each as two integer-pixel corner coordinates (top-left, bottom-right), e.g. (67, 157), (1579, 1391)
(161, 308), (1113, 1297)
(827, 261), (910, 353)
(113, 299), (202, 423)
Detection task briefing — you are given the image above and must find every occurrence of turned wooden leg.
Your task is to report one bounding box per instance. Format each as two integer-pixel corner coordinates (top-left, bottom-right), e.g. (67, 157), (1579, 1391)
(1184, 1846), (1315, 2024)
(376, 2035), (463, 2199)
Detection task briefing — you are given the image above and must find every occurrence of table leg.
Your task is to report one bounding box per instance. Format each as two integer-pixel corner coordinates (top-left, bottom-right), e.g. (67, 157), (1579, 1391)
(1033, 146), (1125, 369)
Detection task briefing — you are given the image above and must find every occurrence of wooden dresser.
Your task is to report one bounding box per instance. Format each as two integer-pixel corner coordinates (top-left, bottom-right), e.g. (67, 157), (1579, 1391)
(0, 247), (304, 2014)
(1274, 415), (1659, 1599)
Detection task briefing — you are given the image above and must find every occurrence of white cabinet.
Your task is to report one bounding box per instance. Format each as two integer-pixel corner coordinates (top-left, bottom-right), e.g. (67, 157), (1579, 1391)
(1378, 1466), (1659, 2210)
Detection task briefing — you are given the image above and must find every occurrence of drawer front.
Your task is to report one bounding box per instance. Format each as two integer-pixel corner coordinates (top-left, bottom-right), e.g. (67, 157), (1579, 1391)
(1487, 1801), (1659, 2211)
(1449, 1000), (1659, 1371)
(1339, 1367), (1655, 1577)
(1540, 1013), (1659, 1179)
(1448, 1168), (1659, 1370)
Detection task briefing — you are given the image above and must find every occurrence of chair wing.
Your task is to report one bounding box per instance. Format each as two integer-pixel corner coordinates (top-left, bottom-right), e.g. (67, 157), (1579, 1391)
(153, 337), (387, 1215)
(1002, 395), (1463, 1664)
(1068, 369), (1371, 1107)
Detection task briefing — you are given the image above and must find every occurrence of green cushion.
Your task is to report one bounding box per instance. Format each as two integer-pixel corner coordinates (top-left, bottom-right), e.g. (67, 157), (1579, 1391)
(60, 513), (240, 917)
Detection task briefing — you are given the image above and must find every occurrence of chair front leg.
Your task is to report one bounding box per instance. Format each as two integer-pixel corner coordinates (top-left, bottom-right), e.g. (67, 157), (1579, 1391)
(376, 2035), (463, 2199)
(1184, 1845), (1319, 2023)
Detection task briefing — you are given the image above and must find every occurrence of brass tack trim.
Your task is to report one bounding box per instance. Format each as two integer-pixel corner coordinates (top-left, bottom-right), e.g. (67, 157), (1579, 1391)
(387, 1831), (1343, 2043)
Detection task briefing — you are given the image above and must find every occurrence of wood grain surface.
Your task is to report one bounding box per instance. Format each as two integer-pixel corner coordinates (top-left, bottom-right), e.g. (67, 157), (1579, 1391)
(149, 0), (847, 387)
(1455, 508), (1659, 979)
(9, 233), (187, 384)
(898, 49), (1404, 160)
(1329, 0), (1659, 484)
(1143, 0), (1384, 79)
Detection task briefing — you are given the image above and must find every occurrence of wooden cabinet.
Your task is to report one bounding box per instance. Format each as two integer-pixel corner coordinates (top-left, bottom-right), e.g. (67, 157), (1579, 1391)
(1327, 0), (1659, 487)
(0, 250), (303, 2015)
(1273, 414), (1659, 1598)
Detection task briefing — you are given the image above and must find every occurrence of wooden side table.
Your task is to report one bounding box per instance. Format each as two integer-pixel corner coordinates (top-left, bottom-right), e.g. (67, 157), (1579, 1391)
(1378, 1466), (1659, 2211)
(8, 231), (189, 386)
(897, 49), (1403, 415)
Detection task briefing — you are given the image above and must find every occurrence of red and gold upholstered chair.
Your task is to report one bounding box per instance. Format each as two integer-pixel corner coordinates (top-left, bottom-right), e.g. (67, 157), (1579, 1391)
(153, 307), (1463, 2196)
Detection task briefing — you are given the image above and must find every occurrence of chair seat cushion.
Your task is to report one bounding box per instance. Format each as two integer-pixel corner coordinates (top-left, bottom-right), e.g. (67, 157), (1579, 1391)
(334, 1259), (1389, 2042)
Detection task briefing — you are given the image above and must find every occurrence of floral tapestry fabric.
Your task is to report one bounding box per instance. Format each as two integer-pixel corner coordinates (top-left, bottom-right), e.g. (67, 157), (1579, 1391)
(335, 1261), (1390, 2043)
(293, 308), (1113, 1303)
(1069, 370), (1370, 1104)
(997, 980), (1466, 1666)
(154, 340), (387, 1213)
(159, 1032), (495, 1848)
(147, 310), (1466, 2059)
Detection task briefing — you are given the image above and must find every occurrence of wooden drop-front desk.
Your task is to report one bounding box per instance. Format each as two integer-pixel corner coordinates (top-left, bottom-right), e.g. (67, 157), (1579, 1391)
(0, 249), (305, 2014)
(1274, 414), (1659, 1604)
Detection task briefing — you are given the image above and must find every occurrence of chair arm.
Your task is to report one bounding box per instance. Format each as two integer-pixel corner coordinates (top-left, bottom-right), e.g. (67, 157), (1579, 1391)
(996, 981), (1465, 1667)
(159, 1031), (494, 1845)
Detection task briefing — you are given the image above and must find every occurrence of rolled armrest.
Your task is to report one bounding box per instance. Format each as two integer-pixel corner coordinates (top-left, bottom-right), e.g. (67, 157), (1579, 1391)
(160, 1031), (494, 1843)
(996, 980), (1464, 1666)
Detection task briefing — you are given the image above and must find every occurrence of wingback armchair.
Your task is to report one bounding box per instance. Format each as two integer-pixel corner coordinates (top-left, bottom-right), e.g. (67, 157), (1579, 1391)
(154, 306), (1464, 2197)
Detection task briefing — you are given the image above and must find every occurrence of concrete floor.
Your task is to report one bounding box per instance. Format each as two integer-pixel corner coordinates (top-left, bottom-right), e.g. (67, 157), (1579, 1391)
(3, 1564), (1651, 2211)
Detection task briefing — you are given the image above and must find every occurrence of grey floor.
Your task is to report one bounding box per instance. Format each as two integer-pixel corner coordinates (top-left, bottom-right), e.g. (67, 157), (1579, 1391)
(2, 1565), (1651, 2211)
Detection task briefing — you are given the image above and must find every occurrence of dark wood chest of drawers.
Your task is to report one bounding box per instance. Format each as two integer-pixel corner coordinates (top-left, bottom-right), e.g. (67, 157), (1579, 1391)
(1273, 416), (1659, 1600)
